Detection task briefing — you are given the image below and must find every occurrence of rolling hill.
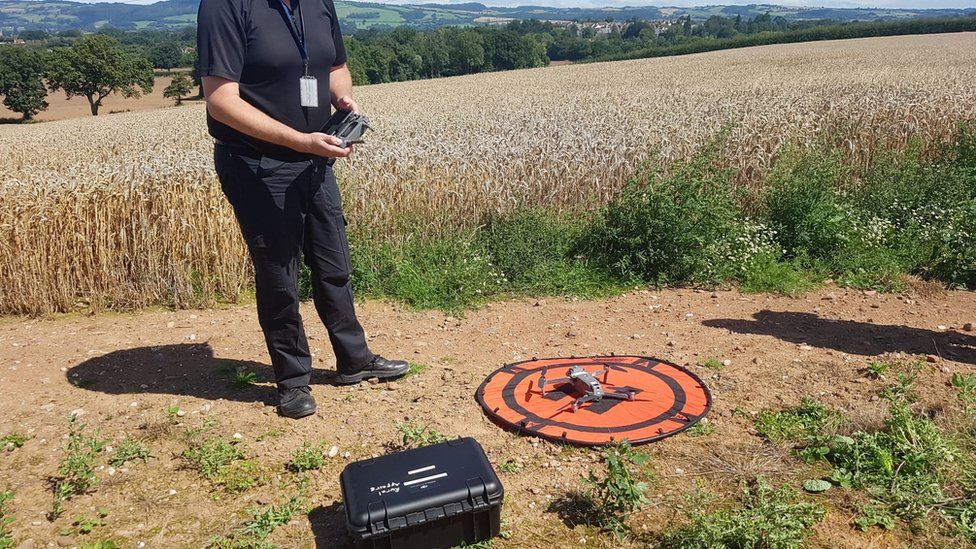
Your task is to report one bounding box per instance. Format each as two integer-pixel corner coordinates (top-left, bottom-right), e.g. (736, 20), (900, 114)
(0, 0), (973, 32)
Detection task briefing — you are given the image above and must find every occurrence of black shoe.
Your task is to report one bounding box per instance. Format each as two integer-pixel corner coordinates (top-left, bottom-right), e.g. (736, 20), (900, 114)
(277, 386), (316, 419)
(334, 356), (409, 385)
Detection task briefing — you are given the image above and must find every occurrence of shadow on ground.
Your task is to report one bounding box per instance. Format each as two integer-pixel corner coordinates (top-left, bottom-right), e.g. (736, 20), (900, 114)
(65, 343), (276, 404)
(63, 343), (338, 405)
(703, 311), (976, 364)
(309, 502), (351, 548)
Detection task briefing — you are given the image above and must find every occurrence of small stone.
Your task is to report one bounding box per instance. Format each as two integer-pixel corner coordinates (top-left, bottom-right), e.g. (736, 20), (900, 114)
(328, 445), (339, 458)
(721, 359), (732, 367)
(176, 409), (186, 417)
(869, 395), (879, 402)
(799, 344), (813, 351)
(752, 357), (761, 365)
(367, 377), (380, 385)
(534, 300), (545, 307)
(710, 292), (718, 298)
(69, 408), (85, 418)
(167, 489), (177, 496)
(256, 495), (273, 505)
(440, 370), (453, 382)
(938, 325), (948, 331)
(107, 466), (117, 476)
(386, 382), (399, 391)
(342, 451), (351, 458)
(941, 365), (952, 374)
(16, 541), (35, 549)
(565, 330), (577, 338)
(530, 488), (541, 495)
(926, 354), (940, 363)
(232, 433), (243, 440)
(57, 537), (74, 548)
(675, 467), (685, 475)
(187, 334), (197, 341)
(964, 322), (974, 332)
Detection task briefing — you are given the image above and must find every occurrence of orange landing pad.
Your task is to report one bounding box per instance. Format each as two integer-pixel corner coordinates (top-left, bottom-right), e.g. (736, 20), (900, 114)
(476, 356), (711, 446)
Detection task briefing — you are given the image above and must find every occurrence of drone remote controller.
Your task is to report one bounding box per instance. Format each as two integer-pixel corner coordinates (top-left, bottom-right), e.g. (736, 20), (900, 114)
(322, 109), (371, 148)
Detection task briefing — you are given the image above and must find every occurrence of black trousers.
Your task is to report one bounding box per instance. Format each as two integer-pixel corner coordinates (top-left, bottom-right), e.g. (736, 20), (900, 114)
(214, 144), (374, 388)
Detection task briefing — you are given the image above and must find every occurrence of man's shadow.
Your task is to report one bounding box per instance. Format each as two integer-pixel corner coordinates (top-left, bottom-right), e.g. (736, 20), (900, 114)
(703, 311), (976, 364)
(65, 342), (342, 404)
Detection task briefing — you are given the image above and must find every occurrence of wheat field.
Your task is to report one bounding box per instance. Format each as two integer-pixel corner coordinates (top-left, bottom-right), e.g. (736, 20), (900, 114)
(1, 33), (975, 315)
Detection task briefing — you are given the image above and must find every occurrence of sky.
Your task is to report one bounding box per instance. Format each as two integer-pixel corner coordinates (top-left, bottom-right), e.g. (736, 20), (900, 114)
(64, 0), (976, 7)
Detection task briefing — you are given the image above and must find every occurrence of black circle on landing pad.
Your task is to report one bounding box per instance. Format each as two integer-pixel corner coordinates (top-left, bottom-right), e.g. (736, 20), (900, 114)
(476, 356), (712, 446)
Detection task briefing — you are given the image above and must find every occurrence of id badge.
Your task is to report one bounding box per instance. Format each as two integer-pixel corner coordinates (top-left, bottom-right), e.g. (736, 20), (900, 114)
(299, 76), (318, 108)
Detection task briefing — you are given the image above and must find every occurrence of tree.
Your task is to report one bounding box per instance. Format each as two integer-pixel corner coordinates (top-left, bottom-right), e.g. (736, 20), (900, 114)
(163, 73), (193, 105)
(0, 47), (49, 121)
(46, 34), (154, 116)
(147, 40), (182, 70)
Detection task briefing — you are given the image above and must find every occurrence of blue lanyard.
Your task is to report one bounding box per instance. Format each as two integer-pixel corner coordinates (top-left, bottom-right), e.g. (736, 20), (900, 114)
(277, 0), (309, 75)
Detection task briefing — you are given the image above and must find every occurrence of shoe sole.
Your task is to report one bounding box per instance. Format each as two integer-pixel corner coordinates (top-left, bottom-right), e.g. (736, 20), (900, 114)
(334, 364), (409, 385)
(277, 405), (317, 419)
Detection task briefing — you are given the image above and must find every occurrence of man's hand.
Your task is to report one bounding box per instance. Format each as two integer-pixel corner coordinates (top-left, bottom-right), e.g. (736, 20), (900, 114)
(297, 132), (352, 158)
(333, 95), (360, 114)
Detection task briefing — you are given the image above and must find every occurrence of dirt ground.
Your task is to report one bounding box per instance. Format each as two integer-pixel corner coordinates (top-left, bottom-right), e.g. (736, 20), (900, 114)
(2, 286), (975, 548)
(0, 75), (202, 123)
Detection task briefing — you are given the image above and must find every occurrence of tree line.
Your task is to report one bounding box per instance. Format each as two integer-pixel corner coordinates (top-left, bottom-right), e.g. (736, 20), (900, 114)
(2, 13), (974, 120)
(0, 34), (194, 119)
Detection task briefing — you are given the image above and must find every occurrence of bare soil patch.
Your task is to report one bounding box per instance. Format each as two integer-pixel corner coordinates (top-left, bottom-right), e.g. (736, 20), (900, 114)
(2, 287), (975, 547)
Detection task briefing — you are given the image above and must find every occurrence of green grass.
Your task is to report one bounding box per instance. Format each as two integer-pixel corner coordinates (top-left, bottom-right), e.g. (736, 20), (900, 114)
(686, 420), (715, 438)
(755, 397), (843, 444)
(498, 460), (522, 474)
(755, 368), (976, 538)
(660, 478), (825, 549)
(108, 438), (151, 467)
(699, 358), (724, 371)
(404, 362), (427, 378)
(182, 438), (259, 493)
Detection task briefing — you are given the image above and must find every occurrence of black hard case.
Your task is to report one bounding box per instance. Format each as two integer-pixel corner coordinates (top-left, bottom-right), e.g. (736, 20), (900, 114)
(340, 437), (504, 549)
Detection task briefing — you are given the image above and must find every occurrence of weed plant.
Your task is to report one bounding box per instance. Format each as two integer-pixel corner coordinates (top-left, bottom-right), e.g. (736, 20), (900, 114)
(51, 417), (105, 518)
(582, 441), (652, 539)
(108, 439), (151, 467)
(0, 490), (13, 549)
(395, 423), (446, 449)
(660, 478), (825, 548)
(287, 442), (324, 473)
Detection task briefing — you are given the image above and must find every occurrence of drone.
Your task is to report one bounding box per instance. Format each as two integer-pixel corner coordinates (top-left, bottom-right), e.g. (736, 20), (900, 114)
(537, 364), (636, 412)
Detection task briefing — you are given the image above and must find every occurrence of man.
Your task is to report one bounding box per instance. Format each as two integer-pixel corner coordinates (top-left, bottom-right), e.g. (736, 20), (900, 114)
(197, 0), (408, 419)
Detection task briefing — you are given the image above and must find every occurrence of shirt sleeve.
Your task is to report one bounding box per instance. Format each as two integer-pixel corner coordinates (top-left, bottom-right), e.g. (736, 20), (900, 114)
(196, 0), (247, 82)
(326, 0), (347, 67)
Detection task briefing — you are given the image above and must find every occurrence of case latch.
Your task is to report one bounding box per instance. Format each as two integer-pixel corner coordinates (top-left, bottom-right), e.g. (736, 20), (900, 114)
(465, 477), (490, 510)
(366, 500), (390, 535)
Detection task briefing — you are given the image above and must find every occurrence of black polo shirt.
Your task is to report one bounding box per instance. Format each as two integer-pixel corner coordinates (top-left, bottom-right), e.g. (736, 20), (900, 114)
(197, 0), (347, 158)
